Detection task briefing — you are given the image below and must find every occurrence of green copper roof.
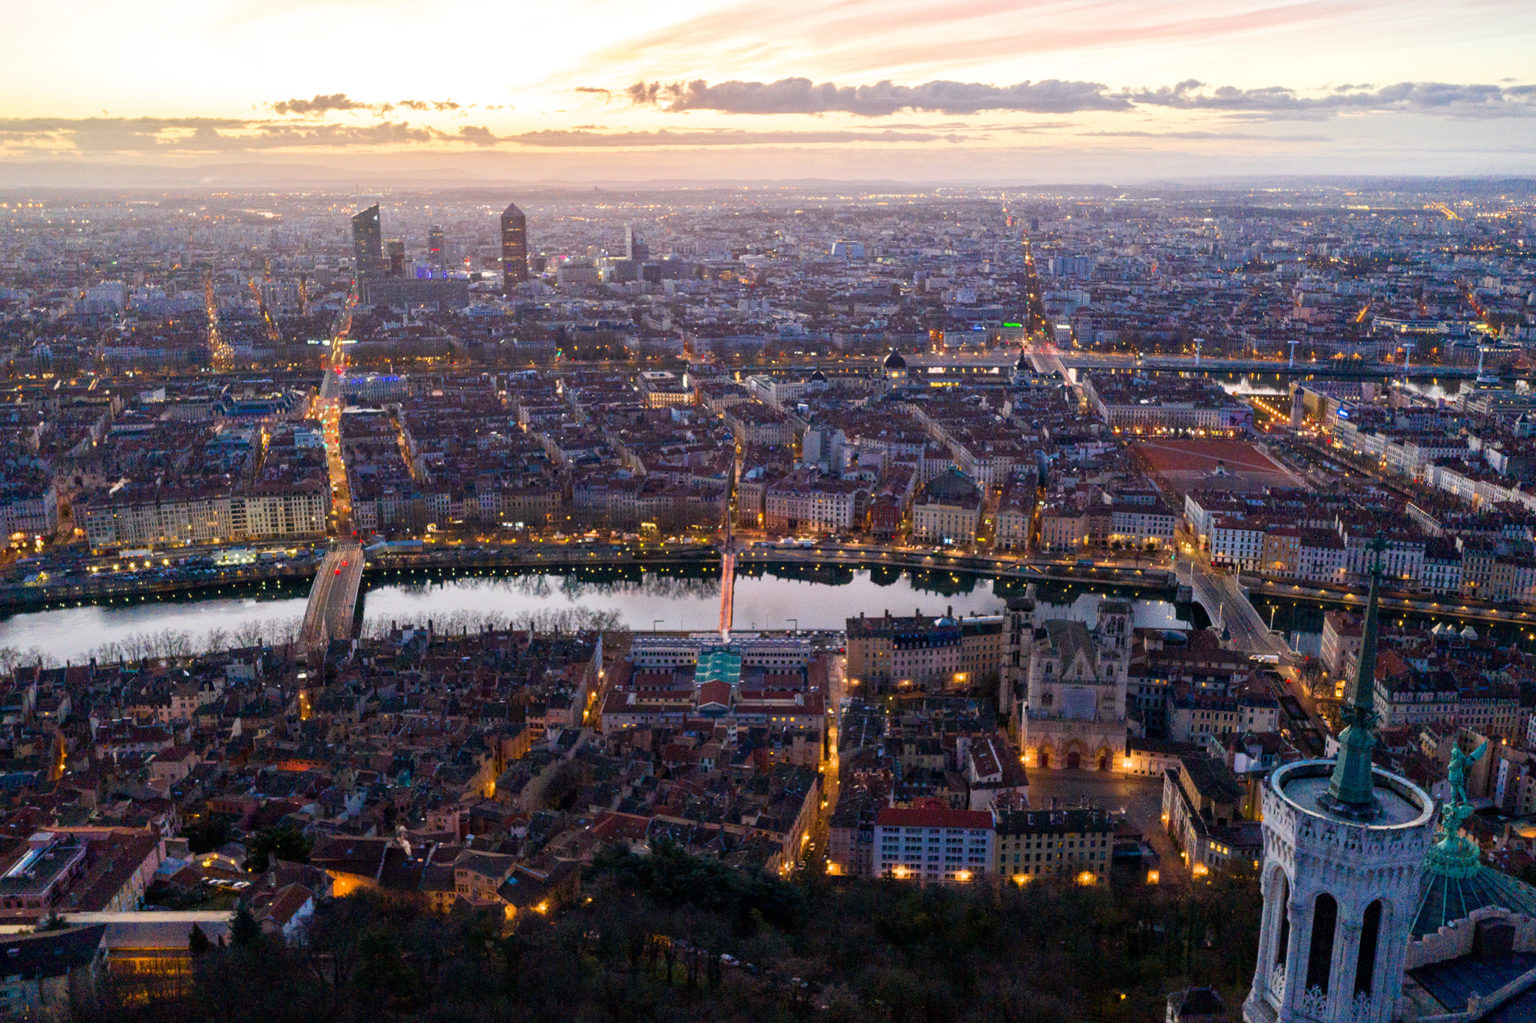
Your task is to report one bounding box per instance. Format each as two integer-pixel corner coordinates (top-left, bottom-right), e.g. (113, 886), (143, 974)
(1323, 536), (1385, 816)
(1412, 860), (1536, 938)
(696, 646), (741, 688)
(1412, 738), (1536, 939)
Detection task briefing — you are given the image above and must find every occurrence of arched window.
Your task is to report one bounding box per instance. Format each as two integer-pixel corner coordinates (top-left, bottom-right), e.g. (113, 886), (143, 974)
(1306, 893), (1337, 992)
(1275, 873), (1291, 967)
(1354, 900), (1383, 996)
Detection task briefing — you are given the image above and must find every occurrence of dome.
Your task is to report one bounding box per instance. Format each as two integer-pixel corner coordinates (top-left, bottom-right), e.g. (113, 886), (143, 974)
(1460, 625), (1479, 641)
(882, 348), (907, 371)
(809, 369), (827, 382)
(1412, 853), (1536, 939)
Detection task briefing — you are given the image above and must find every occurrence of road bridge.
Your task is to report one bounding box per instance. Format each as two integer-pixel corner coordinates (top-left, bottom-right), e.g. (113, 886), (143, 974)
(907, 349), (1482, 379)
(1177, 555), (1293, 661)
(300, 543), (364, 653)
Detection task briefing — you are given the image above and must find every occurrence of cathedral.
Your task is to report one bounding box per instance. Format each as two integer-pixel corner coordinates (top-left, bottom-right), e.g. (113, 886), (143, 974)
(1007, 595), (1132, 771)
(1244, 542), (1536, 1022)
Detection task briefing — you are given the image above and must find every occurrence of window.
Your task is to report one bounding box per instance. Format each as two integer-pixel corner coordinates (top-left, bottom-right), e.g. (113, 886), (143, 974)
(1305, 893), (1337, 993)
(1354, 901), (1382, 996)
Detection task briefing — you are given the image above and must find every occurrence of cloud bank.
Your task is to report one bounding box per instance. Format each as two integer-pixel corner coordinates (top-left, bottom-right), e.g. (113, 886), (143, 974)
(622, 77), (1536, 118)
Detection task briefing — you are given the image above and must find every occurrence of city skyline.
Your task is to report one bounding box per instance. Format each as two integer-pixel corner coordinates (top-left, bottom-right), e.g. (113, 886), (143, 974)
(2, 0), (1536, 184)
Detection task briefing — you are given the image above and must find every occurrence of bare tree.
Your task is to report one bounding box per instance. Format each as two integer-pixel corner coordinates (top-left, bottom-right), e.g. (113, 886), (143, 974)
(234, 620), (266, 650)
(202, 627), (230, 655)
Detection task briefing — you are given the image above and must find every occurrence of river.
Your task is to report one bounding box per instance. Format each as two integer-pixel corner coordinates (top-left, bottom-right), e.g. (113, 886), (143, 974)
(0, 563), (1201, 665)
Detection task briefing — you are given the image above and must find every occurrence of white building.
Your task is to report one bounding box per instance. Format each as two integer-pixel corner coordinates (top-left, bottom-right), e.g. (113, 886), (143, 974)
(873, 807), (994, 885)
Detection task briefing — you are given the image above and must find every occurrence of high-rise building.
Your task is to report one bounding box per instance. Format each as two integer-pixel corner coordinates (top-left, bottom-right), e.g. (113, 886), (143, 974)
(351, 205), (383, 278)
(387, 240), (405, 277)
(427, 226), (445, 269)
(501, 202), (528, 291)
(1241, 543), (1435, 1023)
(624, 224), (649, 263)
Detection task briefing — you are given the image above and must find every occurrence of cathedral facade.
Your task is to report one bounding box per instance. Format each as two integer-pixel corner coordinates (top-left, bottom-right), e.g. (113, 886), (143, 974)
(1008, 596), (1132, 771)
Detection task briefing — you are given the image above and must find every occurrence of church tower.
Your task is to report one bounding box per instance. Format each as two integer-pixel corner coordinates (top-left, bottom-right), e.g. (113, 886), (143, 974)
(1243, 539), (1436, 1023)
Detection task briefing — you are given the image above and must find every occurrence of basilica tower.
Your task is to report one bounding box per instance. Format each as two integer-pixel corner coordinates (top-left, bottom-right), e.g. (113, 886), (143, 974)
(1243, 540), (1437, 1023)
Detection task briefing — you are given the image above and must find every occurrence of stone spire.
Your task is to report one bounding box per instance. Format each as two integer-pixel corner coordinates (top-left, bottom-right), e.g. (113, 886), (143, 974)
(1323, 534), (1386, 818)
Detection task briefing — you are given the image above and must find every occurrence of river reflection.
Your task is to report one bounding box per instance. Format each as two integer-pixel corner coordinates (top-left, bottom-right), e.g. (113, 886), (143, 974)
(1, 562), (1196, 664)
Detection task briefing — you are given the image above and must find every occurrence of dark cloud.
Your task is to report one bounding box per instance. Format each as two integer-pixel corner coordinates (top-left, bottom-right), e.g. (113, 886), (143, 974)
(1080, 129), (1331, 142)
(631, 77), (1128, 115)
(574, 87), (613, 101)
(0, 116), (483, 153)
(271, 93), (367, 116)
(239, 121), (434, 148)
(626, 82), (662, 105)
(270, 95), (462, 117)
(0, 116), (258, 152)
(1130, 80), (1536, 116)
(511, 127), (962, 147)
(0, 116), (250, 135)
(625, 77), (1536, 119)
(452, 125), (498, 146)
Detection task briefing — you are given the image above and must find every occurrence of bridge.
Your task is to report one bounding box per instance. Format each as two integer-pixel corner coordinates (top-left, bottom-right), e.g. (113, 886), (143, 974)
(909, 348), (1482, 380)
(1178, 555), (1293, 661)
(300, 542), (364, 654)
(718, 547), (735, 639)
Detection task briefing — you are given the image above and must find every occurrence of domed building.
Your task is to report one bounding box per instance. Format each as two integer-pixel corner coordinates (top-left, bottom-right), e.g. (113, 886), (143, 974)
(882, 348), (910, 387)
(1398, 752), (1536, 1019)
(1010, 347), (1031, 386)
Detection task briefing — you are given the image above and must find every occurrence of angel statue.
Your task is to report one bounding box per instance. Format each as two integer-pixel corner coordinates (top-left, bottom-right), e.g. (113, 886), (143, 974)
(1447, 738), (1489, 808)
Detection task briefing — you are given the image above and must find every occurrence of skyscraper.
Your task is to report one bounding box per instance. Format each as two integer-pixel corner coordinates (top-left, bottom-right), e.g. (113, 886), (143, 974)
(427, 226), (445, 270)
(351, 204), (383, 278)
(387, 240), (405, 277)
(501, 202), (528, 291)
(624, 224), (648, 263)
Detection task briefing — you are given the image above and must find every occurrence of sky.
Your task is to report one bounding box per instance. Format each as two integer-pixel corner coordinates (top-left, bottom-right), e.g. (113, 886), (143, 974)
(2, 0), (1535, 183)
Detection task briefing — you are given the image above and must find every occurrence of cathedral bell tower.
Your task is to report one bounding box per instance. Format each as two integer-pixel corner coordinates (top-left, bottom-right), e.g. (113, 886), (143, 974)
(1243, 538), (1436, 1023)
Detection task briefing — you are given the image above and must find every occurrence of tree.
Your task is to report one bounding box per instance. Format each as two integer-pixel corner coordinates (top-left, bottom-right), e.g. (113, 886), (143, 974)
(354, 930), (417, 1017)
(180, 814), (232, 855)
(188, 923), (212, 958)
(244, 823), (311, 872)
(230, 903), (261, 948)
